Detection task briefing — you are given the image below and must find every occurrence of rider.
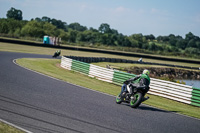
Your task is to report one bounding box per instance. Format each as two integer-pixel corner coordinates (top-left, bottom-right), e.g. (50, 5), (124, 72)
(119, 69), (150, 101)
(56, 50), (61, 56)
(53, 50), (61, 57)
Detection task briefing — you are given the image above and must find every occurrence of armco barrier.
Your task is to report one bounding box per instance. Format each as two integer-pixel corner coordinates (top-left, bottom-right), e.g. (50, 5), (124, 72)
(61, 56), (200, 107)
(65, 56), (200, 70)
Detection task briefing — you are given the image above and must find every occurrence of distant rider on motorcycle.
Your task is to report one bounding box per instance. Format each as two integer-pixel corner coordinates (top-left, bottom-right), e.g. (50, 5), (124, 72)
(52, 50), (61, 58)
(119, 69), (150, 101)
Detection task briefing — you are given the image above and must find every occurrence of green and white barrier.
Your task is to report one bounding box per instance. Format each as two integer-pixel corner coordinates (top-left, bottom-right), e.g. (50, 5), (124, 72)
(89, 64), (114, 83)
(149, 78), (200, 106)
(61, 56), (200, 107)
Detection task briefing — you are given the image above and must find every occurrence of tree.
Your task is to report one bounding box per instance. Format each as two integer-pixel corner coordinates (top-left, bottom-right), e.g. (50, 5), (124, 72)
(148, 42), (157, 51)
(84, 30), (97, 43)
(0, 18), (11, 33)
(35, 17), (42, 22)
(89, 27), (98, 32)
(162, 36), (170, 42)
(169, 38), (177, 46)
(185, 32), (195, 42)
(6, 7), (23, 20)
(175, 35), (183, 40)
(34, 17), (67, 31)
(43, 22), (57, 36)
(144, 34), (155, 40)
(111, 29), (119, 35)
(196, 41), (200, 49)
(98, 23), (112, 33)
(176, 39), (187, 49)
(68, 30), (77, 43)
(0, 18), (26, 35)
(42, 16), (51, 23)
(117, 34), (126, 46)
(169, 34), (175, 38)
(51, 18), (67, 30)
(156, 35), (169, 42)
(130, 34), (144, 42)
(185, 47), (200, 55)
(21, 21), (44, 37)
(59, 30), (69, 41)
(68, 22), (87, 31)
(122, 36), (132, 47)
(76, 32), (85, 42)
(187, 39), (196, 48)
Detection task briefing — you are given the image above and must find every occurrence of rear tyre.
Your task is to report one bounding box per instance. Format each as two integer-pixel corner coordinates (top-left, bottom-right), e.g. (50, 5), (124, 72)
(130, 92), (143, 108)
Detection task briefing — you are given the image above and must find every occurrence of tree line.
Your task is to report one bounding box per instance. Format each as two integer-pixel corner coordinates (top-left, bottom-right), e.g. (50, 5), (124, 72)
(0, 7), (200, 58)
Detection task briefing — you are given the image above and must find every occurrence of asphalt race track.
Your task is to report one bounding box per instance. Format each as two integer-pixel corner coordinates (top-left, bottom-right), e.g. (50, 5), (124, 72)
(0, 51), (200, 133)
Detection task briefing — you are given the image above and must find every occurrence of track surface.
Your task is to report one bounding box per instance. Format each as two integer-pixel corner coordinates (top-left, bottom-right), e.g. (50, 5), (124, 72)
(0, 51), (200, 133)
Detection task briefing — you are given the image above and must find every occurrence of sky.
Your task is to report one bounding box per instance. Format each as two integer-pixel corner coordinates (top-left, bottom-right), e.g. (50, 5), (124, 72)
(0, 0), (200, 37)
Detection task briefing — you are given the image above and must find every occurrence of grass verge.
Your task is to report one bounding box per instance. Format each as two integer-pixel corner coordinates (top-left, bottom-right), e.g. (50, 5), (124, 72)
(0, 121), (25, 133)
(16, 58), (200, 119)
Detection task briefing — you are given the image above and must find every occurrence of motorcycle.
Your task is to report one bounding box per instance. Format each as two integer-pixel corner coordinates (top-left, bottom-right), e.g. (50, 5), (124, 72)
(116, 83), (149, 108)
(52, 50), (61, 58)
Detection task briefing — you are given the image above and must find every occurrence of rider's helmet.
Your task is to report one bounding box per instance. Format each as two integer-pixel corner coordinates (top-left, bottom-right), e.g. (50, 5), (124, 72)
(143, 69), (150, 76)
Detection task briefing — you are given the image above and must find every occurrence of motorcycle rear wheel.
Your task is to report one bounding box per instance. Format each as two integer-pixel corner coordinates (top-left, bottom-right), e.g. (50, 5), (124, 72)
(130, 92), (143, 108)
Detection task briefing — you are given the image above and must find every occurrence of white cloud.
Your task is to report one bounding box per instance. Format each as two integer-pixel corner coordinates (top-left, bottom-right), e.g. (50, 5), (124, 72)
(80, 4), (87, 12)
(195, 14), (200, 23)
(109, 6), (132, 15)
(151, 8), (159, 14)
(114, 6), (127, 13)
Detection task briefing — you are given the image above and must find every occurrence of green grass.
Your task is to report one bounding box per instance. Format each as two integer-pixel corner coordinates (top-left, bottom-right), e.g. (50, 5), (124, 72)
(0, 122), (25, 133)
(16, 58), (120, 95)
(16, 58), (200, 119)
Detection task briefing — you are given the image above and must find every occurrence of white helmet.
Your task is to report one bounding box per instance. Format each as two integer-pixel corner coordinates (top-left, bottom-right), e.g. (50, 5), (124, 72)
(143, 69), (150, 76)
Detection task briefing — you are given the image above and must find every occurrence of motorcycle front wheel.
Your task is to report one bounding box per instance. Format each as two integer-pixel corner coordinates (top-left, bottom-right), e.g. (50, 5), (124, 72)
(130, 92), (143, 108)
(116, 96), (122, 104)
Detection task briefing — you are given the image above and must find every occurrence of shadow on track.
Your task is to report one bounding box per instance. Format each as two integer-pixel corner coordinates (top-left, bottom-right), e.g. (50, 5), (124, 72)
(120, 102), (177, 113)
(138, 105), (177, 113)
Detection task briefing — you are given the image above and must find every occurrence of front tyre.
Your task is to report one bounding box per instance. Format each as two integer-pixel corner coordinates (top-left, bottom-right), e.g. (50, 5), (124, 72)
(116, 96), (122, 104)
(130, 92), (143, 108)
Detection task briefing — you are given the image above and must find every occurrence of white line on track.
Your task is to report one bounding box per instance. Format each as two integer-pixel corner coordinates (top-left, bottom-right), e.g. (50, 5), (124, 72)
(0, 118), (32, 133)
